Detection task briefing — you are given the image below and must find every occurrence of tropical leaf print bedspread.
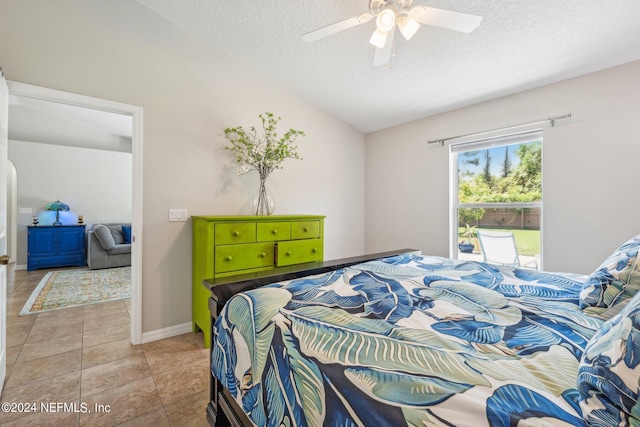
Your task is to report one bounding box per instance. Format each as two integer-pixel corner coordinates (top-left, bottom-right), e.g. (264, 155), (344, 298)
(211, 254), (604, 426)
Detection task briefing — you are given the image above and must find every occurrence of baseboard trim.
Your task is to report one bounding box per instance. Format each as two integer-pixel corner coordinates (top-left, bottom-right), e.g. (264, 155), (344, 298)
(15, 264), (27, 271)
(141, 322), (193, 344)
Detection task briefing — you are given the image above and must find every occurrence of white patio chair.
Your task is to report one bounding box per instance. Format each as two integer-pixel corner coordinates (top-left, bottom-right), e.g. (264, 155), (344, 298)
(476, 230), (538, 269)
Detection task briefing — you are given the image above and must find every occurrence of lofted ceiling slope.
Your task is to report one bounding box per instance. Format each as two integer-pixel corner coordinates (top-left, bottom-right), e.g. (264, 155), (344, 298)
(134, 0), (640, 133)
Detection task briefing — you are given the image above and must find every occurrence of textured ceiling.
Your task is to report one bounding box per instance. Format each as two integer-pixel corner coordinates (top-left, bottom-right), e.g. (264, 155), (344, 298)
(134, 0), (640, 133)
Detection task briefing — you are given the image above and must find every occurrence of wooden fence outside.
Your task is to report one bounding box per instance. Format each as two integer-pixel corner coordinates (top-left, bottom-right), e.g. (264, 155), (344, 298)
(460, 208), (540, 230)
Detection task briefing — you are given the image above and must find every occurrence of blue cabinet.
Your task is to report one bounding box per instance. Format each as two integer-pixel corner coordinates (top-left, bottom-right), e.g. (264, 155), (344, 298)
(27, 225), (86, 271)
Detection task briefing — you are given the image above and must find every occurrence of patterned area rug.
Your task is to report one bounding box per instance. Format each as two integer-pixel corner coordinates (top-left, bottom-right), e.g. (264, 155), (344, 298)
(19, 266), (131, 315)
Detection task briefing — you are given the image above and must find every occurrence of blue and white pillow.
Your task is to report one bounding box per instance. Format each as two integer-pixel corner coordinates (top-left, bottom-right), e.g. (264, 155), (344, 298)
(580, 234), (640, 316)
(577, 290), (640, 425)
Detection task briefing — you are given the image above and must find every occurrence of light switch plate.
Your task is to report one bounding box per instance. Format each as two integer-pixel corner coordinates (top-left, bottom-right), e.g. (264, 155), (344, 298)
(19, 207), (33, 215)
(169, 209), (188, 222)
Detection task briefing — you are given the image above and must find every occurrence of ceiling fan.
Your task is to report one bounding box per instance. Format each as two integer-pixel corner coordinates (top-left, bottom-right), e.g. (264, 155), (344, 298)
(302, 0), (483, 66)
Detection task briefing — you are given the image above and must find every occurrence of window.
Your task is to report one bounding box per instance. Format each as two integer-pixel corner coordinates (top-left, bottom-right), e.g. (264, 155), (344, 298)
(451, 131), (542, 269)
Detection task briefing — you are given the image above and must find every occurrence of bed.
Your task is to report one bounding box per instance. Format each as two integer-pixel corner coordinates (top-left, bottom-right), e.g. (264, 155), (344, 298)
(204, 237), (640, 426)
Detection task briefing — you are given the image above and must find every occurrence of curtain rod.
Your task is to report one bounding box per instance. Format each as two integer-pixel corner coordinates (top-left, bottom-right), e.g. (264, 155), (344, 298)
(427, 113), (572, 146)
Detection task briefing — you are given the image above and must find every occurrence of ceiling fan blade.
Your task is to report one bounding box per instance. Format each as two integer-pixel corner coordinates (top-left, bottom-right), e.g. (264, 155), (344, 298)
(302, 13), (373, 42)
(373, 27), (395, 66)
(410, 6), (483, 33)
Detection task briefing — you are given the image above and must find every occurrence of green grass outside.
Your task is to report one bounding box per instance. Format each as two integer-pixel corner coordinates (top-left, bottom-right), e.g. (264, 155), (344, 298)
(459, 227), (540, 256)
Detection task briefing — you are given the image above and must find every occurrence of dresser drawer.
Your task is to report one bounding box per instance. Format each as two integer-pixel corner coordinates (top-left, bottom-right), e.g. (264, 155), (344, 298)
(291, 221), (320, 240)
(276, 239), (323, 267)
(257, 222), (291, 242)
(215, 243), (274, 273)
(215, 223), (256, 245)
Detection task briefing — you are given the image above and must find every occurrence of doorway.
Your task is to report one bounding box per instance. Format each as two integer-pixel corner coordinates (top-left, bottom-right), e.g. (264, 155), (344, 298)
(6, 81), (143, 344)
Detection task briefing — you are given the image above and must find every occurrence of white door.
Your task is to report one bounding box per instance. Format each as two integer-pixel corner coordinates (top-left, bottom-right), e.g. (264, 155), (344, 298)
(0, 69), (9, 396)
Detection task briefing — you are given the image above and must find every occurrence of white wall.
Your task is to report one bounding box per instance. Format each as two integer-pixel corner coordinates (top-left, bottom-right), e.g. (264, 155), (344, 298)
(9, 140), (133, 266)
(366, 60), (640, 275)
(0, 0), (365, 334)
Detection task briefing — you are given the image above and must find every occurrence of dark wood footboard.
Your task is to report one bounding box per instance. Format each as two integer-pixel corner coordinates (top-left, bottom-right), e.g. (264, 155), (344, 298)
(204, 249), (419, 426)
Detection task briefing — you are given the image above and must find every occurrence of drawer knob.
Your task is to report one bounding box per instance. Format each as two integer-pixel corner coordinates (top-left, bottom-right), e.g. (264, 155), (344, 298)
(286, 251), (292, 256)
(260, 252), (266, 258)
(312, 248), (317, 253)
(272, 229), (277, 234)
(303, 227), (308, 232)
(226, 256), (233, 262)
(233, 231), (240, 237)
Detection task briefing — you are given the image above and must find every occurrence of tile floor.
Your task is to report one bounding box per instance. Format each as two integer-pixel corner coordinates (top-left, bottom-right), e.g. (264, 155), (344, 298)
(0, 264), (211, 426)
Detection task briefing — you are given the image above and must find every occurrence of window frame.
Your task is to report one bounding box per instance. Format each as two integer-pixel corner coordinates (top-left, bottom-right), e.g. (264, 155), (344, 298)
(449, 130), (543, 266)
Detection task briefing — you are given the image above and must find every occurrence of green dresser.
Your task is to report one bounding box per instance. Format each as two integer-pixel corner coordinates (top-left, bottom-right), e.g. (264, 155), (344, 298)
(192, 215), (325, 347)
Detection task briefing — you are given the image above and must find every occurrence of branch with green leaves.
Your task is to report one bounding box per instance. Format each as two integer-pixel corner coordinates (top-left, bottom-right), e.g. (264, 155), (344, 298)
(225, 112), (305, 180)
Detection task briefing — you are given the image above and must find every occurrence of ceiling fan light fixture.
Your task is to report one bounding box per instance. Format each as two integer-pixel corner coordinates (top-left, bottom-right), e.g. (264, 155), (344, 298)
(397, 15), (420, 40)
(369, 28), (388, 48)
(376, 9), (396, 32)
(301, 1), (483, 66)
